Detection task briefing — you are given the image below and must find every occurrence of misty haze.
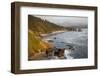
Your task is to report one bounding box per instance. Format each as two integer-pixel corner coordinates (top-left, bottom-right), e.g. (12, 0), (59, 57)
(35, 15), (88, 28)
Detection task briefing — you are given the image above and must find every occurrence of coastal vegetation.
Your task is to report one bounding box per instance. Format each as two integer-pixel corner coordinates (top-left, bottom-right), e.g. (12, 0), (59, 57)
(28, 15), (66, 59)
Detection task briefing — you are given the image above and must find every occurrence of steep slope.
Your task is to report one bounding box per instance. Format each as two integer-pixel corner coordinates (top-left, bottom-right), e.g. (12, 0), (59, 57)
(28, 15), (66, 59)
(28, 30), (52, 58)
(28, 15), (65, 36)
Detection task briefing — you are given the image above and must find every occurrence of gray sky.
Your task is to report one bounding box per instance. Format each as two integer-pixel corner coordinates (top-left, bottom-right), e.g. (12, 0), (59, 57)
(34, 15), (88, 27)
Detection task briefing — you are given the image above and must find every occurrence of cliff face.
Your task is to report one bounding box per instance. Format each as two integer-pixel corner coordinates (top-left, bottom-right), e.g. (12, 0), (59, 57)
(28, 15), (65, 58)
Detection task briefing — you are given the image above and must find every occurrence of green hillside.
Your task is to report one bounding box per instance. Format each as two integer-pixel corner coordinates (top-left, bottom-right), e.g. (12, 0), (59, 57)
(28, 15), (66, 59)
(28, 30), (52, 58)
(28, 15), (65, 36)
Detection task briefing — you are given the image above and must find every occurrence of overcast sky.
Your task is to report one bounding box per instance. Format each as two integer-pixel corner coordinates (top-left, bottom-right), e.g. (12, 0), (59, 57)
(33, 15), (88, 27)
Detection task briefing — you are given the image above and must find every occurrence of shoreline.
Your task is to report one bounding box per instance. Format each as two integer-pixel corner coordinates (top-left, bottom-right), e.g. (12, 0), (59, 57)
(41, 30), (66, 38)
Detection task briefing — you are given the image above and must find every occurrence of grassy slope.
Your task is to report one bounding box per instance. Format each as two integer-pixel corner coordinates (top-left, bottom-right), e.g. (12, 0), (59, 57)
(28, 30), (52, 57)
(28, 15), (65, 36)
(28, 15), (65, 58)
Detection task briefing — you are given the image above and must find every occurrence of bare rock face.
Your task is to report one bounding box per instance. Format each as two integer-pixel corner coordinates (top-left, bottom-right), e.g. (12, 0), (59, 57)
(55, 49), (65, 58)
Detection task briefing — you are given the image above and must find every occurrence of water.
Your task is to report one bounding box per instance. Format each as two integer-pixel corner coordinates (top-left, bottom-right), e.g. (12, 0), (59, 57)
(43, 29), (88, 59)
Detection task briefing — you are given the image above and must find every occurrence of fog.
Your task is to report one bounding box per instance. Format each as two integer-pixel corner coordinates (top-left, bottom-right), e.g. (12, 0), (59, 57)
(34, 15), (88, 28)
